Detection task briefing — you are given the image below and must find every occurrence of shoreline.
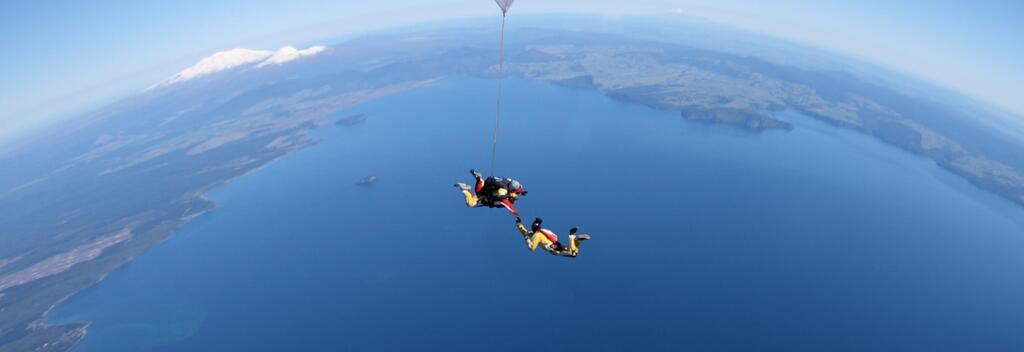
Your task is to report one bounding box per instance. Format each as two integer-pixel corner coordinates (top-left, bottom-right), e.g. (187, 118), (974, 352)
(21, 79), (440, 352)
(33, 134), (319, 351)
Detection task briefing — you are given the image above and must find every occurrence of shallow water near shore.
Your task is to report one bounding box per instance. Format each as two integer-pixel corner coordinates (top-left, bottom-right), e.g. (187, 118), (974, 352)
(50, 77), (1024, 351)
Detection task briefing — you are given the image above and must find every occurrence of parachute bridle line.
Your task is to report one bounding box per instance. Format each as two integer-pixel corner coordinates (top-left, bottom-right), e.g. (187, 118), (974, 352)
(490, 0), (513, 176)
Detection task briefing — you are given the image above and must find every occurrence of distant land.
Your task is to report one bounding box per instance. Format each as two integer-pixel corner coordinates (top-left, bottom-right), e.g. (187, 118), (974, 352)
(336, 113), (369, 126)
(1, 16), (1023, 351)
(500, 29), (1024, 208)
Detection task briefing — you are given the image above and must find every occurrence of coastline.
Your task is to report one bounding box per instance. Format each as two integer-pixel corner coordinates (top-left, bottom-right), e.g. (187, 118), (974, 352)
(1, 80), (439, 352)
(32, 121), (327, 351)
(27, 136), (315, 352)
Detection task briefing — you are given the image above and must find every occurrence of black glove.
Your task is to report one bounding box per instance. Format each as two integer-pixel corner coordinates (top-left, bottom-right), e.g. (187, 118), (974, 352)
(521, 190), (528, 195)
(515, 217), (522, 223)
(570, 226), (579, 234)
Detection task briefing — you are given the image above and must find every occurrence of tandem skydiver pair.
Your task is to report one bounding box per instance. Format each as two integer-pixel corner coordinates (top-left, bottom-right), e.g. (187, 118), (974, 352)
(454, 169), (526, 216)
(454, 169), (591, 258)
(455, 2), (592, 258)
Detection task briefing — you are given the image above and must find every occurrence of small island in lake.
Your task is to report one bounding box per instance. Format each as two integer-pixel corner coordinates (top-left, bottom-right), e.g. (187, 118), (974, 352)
(356, 175), (378, 186)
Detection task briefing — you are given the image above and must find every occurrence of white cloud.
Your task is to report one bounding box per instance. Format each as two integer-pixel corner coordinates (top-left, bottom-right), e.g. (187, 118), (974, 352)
(150, 45), (327, 90)
(257, 46), (328, 68)
(151, 48), (273, 89)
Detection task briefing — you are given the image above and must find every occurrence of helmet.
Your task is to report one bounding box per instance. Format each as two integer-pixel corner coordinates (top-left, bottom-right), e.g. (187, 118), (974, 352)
(509, 180), (522, 191)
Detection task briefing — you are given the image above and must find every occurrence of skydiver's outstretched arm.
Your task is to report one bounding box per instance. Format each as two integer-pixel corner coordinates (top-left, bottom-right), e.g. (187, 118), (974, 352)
(500, 199), (520, 217)
(516, 219), (529, 236)
(516, 219), (535, 250)
(515, 218), (544, 251)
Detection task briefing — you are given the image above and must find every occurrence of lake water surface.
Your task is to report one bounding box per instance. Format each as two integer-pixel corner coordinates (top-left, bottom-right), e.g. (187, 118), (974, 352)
(50, 78), (1024, 351)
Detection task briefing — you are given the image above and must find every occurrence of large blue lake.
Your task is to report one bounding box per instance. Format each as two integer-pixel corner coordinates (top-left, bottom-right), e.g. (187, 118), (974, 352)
(50, 78), (1024, 351)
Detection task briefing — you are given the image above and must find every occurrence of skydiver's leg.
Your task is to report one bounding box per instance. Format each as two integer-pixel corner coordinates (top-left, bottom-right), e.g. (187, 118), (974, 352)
(463, 191), (480, 207)
(566, 228), (590, 257)
(471, 169), (485, 192)
(561, 236), (579, 257)
(528, 232), (551, 252)
(455, 183), (481, 207)
(545, 242), (578, 257)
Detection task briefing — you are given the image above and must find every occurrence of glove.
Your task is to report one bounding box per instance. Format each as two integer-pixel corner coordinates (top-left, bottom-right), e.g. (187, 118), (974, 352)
(515, 217), (522, 223)
(521, 190), (528, 195)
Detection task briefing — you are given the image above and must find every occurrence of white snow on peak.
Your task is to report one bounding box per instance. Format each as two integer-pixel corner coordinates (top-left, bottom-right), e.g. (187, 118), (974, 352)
(257, 46), (327, 68)
(153, 48), (273, 89)
(150, 45), (327, 90)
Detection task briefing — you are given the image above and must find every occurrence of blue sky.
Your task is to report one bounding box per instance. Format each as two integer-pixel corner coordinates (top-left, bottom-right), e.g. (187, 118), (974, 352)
(1, 0), (1020, 140)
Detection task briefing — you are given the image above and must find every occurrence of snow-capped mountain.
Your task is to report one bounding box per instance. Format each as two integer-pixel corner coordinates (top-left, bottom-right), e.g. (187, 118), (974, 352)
(257, 46), (327, 68)
(150, 45), (327, 90)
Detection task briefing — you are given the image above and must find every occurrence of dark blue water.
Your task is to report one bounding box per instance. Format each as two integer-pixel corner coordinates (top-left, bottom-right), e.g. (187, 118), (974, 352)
(50, 78), (1024, 351)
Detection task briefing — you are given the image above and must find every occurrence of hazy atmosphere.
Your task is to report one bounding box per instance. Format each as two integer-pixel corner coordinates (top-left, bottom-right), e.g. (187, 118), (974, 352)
(2, 1), (1021, 140)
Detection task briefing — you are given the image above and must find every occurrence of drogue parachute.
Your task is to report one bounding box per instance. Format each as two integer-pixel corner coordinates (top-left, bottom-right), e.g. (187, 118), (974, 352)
(490, 0), (514, 175)
(495, 0), (514, 14)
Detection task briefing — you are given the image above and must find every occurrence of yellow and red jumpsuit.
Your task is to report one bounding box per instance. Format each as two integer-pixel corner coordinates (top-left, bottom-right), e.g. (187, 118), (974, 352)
(516, 223), (582, 257)
(460, 177), (524, 216)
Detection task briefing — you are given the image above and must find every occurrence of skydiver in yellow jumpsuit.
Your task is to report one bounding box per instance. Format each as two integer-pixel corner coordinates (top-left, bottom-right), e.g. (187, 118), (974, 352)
(515, 217), (590, 258)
